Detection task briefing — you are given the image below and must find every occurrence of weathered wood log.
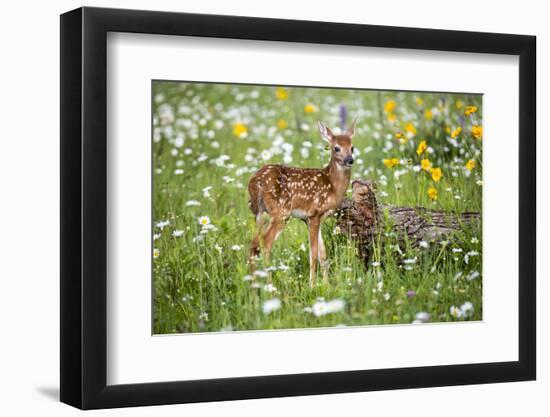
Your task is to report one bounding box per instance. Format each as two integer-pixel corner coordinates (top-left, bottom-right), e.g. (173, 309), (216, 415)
(335, 179), (480, 266)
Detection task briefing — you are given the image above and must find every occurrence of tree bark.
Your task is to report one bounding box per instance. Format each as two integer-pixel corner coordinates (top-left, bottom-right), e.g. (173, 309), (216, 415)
(335, 179), (480, 266)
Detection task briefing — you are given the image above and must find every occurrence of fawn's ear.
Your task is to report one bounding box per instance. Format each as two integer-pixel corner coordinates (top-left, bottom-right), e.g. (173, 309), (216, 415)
(318, 120), (334, 143)
(346, 118), (357, 138)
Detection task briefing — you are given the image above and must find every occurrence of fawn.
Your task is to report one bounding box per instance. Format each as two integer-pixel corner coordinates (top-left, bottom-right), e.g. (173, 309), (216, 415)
(248, 120), (356, 287)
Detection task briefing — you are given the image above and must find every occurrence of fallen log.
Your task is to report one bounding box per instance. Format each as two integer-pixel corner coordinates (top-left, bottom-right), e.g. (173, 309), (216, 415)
(335, 179), (481, 266)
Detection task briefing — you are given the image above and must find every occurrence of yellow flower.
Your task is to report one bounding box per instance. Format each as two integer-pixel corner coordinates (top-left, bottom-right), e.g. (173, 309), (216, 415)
(304, 103), (317, 113)
(395, 131), (407, 144)
(471, 125), (482, 140)
(424, 109), (433, 120)
(465, 105), (478, 116)
(275, 87), (288, 100)
(153, 248), (160, 259)
(277, 119), (288, 129)
(451, 126), (462, 139)
(383, 158), (399, 169)
(387, 113), (397, 122)
(421, 158), (432, 172)
(405, 122), (417, 136)
(431, 167), (443, 182)
(465, 159), (476, 171)
(384, 100), (396, 113)
(445, 126), (451, 135)
(455, 100), (464, 109)
(416, 140), (427, 155)
(415, 97), (424, 106)
(233, 122), (248, 138)
(427, 187), (438, 201)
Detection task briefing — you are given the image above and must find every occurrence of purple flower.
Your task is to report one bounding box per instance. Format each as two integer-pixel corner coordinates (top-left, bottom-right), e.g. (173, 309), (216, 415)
(406, 290), (416, 298)
(339, 104), (348, 131)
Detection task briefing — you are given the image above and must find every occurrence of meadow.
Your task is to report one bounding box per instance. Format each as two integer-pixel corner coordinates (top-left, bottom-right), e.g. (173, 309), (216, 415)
(152, 81), (483, 334)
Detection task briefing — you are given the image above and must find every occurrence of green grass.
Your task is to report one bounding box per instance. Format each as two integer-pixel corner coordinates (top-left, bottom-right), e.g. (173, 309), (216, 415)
(152, 81), (483, 334)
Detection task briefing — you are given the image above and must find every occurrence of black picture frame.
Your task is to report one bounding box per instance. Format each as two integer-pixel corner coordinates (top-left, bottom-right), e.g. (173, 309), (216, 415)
(60, 6), (536, 410)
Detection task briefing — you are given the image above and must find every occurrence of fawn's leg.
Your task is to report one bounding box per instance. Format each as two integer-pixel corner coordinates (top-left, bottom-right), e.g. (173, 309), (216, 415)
(308, 217), (320, 288)
(318, 228), (329, 285)
(249, 213), (266, 272)
(262, 217), (284, 282)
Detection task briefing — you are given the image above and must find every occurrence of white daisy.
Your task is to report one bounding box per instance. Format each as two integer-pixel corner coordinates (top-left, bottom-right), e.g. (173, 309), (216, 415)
(198, 216), (211, 226)
(262, 298), (281, 314)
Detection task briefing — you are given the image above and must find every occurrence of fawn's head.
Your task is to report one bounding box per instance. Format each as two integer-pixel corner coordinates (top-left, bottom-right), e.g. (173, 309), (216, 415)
(318, 119), (356, 169)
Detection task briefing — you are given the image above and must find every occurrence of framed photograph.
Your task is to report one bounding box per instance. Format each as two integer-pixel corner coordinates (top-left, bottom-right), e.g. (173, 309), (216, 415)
(60, 6), (536, 409)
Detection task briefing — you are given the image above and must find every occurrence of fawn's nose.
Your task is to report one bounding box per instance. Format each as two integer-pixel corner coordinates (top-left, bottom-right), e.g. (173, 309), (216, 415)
(344, 156), (354, 166)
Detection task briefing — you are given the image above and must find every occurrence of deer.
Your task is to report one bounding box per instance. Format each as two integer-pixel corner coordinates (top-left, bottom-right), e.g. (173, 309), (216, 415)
(247, 119), (356, 287)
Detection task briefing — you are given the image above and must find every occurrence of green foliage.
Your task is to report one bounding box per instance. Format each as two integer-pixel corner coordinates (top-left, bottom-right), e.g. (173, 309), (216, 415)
(152, 82), (482, 334)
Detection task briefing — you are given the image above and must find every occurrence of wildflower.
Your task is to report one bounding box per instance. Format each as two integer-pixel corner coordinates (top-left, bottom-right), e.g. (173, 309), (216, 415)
(428, 186), (438, 201)
(405, 122), (417, 136)
(471, 125), (483, 140)
(202, 186), (213, 198)
(455, 99), (464, 109)
(231, 245), (242, 251)
(424, 108), (433, 120)
(153, 233), (161, 241)
(277, 119), (288, 129)
(172, 230), (184, 237)
(253, 270), (269, 278)
(416, 140), (427, 155)
(387, 113), (397, 122)
(419, 240), (429, 249)
(465, 159), (476, 171)
(185, 200), (201, 207)
(174, 169), (184, 175)
(198, 216), (211, 226)
(263, 283), (278, 293)
(275, 87), (288, 100)
(384, 100), (396, 113)
(199, 312), (209, 321)
(414, 312), (431, 323)
(153, 248), (160, 259)
(304, 103), (317, 113)
(471, 237), (479, 244)
(431, 167), (443, 182)
(451, 126), (462, 138)
(450, 305), (462, 318)
(262, 298), (281, 314)
(243, 275), (253, 281)
(415, 97), (424, 106)
(406, 290), (416, 298)
(383, 158), (399, 169)
(464, 105), (478, 116)
(461, 301), (474, 317)
(467, 271), (480, 281)
(395, 131), (407, 144)
(311, 299), (345, 317)
(421, 158), (432, 172)
(155, 220), (170, 229)
(233, 122), (248, 138)
(261, 150), (272, 161)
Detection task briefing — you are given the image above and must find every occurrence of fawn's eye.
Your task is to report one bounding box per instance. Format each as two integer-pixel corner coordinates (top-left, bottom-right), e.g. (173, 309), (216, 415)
(334, 146), (341, 152)
(351, 146), (355, 153)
